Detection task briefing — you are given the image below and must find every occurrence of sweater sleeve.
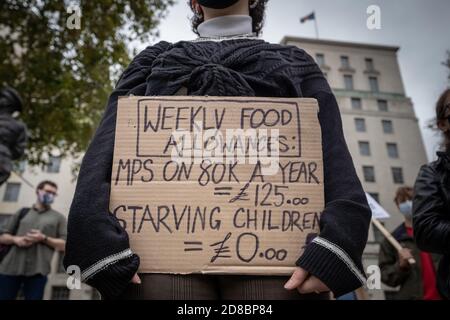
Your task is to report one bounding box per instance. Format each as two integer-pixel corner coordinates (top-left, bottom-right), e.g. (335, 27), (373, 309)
(63, 41), (171, 299)
(296, 56), (371, 297)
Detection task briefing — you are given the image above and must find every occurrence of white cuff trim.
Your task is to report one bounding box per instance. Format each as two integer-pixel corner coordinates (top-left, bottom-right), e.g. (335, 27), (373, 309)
(312, 237), (366, 284)
(81, 248), (133, 281)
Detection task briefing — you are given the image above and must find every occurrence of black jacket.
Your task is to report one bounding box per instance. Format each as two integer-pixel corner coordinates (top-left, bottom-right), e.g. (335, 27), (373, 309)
(63, 39), (371, 299)
(379, 223), (441, 300)
(413, 151), (450, 299)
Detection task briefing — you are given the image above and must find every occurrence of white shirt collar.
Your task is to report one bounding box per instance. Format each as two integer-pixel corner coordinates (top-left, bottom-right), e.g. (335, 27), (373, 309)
(197, 15), (254, 38)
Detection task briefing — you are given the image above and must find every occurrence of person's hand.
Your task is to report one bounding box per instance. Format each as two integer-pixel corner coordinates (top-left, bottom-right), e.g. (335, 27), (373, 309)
(398, 248), (414, 269)
(131, 273), (141, 284)
(284, 267), (330, 294)
(13, 236), (33, 248)
(25, 229), (46, 244)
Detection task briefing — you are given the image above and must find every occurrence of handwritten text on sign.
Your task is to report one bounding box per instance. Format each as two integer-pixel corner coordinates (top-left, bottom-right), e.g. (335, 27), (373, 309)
(110, 97), (324, 275)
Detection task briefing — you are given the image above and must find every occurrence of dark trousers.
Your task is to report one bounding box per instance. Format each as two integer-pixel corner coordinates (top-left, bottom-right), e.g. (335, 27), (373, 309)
(0, 274), (48, 300)
(118, 274), (329, 300)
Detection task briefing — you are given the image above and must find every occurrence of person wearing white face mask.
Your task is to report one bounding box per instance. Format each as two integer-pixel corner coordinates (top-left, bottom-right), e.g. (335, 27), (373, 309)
(398, 200), (413, 220)
(378, 187), (442, 300)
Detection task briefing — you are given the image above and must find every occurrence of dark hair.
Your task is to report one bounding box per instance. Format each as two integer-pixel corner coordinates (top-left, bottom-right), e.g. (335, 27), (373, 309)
(394, 186), (414, 206)
(37, 180), (58, 191)
(436, 88), (450, 152)
(188, 0), (269, 36)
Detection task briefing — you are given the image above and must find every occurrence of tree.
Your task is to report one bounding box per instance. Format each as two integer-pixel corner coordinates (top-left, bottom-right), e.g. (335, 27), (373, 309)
(0, 0), (174, 166)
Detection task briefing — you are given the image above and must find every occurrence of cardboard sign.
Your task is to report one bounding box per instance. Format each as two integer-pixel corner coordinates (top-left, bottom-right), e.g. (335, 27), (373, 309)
(366, 193), (390, 220)
(110, 96), (324, 275)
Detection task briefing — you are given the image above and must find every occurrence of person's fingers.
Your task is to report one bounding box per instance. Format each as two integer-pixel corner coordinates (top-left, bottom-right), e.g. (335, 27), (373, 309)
(130, 273), (141, 284)
(284, 267), (308, 290)
(298, 276), (329, 294)
(19, 240), (32, 247)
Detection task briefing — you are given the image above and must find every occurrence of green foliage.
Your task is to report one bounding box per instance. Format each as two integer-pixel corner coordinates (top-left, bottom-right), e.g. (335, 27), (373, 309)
(0, 0), (174, 165)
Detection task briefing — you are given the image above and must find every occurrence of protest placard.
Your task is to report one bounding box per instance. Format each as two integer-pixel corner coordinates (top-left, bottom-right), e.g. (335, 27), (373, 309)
(110, 96), (324, 275)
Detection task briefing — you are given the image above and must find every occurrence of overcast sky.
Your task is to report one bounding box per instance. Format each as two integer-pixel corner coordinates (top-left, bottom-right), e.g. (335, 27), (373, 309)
(141, 0), (450, 161)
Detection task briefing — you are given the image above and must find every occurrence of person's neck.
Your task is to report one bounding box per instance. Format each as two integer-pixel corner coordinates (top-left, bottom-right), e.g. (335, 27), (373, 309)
(34, 202), (49, 212)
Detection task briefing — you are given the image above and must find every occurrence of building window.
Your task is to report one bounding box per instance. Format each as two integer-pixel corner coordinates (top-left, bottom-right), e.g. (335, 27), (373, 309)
(51, 286), (70, 300)
(316, 53), (325, 67)
(355, 118), (366, 132)
(363, 166), (376, 183)
(46, 156), (61, 173)
(351, 97), (362, 110)
(365, 58), (375, 71)
(392, 167), (404, 184)
(359, 141), (371, 156)
(387, 143), (399, 158)
(377, 99), (388, 112)
(369, 76), (379, 92)
(391, 168), (405, 184)
(382, 120), (394, 134)
(344, 75), (354, 90)
(341, 56), (350, 68)
(3, 183), (21, 202)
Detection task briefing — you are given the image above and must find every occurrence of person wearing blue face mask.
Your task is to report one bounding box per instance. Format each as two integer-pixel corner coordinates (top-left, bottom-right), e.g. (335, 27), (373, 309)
(0, 180), (67, 300)
(378, 187), (441, 300)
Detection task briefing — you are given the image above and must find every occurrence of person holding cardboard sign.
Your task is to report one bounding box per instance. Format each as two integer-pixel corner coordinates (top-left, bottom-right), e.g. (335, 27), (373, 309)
(63, 0), (371, 300)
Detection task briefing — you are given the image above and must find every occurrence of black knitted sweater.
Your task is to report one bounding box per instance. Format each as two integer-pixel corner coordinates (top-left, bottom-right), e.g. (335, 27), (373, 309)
(63, 39), (371, 299)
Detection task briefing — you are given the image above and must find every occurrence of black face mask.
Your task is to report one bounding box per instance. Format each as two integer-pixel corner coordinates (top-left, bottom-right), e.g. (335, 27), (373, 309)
(197, 0), (240, 9)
